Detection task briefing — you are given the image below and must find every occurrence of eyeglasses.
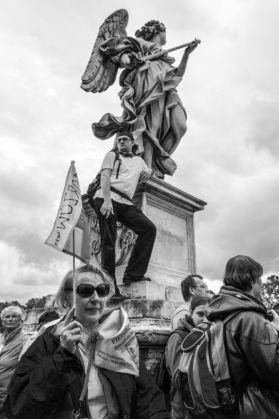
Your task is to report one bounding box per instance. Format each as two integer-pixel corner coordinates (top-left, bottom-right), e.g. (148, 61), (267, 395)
(117, 136), (131, 142)
(76, 283), (110, 298)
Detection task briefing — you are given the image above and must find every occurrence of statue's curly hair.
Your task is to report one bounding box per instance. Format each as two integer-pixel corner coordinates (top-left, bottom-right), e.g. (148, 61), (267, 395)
(135, 20), (166, 41)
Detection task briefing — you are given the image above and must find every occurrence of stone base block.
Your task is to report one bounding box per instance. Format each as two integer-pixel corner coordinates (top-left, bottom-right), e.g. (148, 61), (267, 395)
(118, 280), (165, 300)
(107, 298), (176, 320)
(165, 285), (184, 303)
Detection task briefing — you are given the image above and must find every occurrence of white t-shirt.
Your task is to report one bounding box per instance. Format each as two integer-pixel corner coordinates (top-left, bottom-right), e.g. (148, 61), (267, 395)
(94, 152), (151, 205)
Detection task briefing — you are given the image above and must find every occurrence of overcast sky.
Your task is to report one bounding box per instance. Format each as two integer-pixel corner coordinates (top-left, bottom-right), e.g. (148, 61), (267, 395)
(0, 0), (278, 301)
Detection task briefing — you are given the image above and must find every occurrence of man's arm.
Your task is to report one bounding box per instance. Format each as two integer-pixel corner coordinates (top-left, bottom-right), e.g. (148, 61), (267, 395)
(100, 168), (114, 219)
(138, 159), (153, 184)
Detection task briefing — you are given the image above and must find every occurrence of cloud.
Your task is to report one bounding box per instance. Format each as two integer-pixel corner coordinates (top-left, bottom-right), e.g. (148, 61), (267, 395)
(246, 99), (279, 156)
(0, 241), (71, 302)
(0, 0), (279, 300)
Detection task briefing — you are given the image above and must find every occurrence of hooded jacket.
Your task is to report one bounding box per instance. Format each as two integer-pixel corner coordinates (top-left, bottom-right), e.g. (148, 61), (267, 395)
(165, 316), (194, 419)
(8, 307), (169, 419)
(208, 285), (279, 419)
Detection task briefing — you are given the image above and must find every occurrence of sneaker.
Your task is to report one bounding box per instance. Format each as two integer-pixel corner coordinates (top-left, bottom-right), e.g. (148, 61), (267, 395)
(123, 275), (152, 285)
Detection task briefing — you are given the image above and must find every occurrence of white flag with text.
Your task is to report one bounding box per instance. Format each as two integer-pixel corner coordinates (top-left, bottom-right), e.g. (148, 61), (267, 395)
(45, 161), (82, 252)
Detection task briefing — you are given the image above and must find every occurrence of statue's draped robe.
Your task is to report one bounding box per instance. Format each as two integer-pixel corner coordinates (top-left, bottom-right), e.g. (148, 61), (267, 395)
(93, 37), (187, 176)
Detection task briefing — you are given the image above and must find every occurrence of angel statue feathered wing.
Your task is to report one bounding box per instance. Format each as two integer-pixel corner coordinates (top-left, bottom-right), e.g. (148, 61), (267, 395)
(81, 9), (200, 178)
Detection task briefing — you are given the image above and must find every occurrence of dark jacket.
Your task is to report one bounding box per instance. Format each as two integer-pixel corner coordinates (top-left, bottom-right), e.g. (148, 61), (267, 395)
(0, 327), (27, 412)
(7, 329), (169, 419)
(208, 285), (279, 419)
(165, 316), (194, 419)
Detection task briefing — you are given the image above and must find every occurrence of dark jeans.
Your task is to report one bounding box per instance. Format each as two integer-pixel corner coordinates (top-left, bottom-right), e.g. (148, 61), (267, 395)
(94, 198), (156, 280)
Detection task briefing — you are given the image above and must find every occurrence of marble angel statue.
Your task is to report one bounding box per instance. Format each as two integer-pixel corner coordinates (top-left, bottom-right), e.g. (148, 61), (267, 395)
(81, 9), (200, 178)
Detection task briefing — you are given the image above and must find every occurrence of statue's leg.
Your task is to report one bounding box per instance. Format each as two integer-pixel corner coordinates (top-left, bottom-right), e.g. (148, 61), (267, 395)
(162, 102), (187, 155)
(143, 98), (169, 168)
(143, 134), (153, 169)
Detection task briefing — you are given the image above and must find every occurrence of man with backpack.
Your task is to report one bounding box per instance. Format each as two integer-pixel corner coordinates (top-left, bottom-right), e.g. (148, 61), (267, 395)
(176, 255), (279, 419)
(164, 296), (209, 419)
(92, 132), (156, 298)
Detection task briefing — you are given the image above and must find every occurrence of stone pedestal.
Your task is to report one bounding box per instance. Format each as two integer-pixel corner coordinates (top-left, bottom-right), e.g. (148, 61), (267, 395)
(83, 178), (206, 371)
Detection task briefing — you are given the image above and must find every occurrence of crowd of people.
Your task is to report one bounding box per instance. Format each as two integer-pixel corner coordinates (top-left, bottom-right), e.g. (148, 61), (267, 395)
(0, 255), (279, 418)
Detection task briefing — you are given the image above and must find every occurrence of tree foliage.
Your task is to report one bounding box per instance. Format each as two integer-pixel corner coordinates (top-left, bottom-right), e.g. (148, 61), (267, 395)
(25, 296), (47, 310)
(262, 275), (279, 309)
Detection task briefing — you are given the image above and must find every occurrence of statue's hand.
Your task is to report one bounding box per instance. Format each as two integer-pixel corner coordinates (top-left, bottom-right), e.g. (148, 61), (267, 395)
(185, 38), (200, 55)
(120, 53), (132, 68)
(129, 52), (145, 67)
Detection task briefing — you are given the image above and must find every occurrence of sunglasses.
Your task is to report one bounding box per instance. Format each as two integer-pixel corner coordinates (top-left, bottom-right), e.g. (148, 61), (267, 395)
(76, 283), (110, 298)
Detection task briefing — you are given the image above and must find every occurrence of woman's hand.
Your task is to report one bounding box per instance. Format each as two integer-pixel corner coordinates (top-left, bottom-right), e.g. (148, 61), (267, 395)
(55, 308), (83, 353)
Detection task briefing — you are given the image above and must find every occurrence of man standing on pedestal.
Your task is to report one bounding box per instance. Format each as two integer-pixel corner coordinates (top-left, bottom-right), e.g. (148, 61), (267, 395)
(93, 132), (157, 298)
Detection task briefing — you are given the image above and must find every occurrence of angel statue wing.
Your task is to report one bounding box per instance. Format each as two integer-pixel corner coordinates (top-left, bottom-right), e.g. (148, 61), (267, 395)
(81, 9), (129, 93)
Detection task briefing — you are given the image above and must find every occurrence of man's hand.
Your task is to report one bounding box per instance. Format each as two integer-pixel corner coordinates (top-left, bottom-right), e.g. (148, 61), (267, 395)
(139, 169), (152, 183)
(100, 200), (114, 219)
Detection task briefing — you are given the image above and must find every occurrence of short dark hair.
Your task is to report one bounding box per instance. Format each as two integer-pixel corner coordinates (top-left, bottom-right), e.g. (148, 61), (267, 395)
(223, 255), (263, 291)
(38, 310), (59, 325)
(116, 132), (134, 142)
(181, 274), (203, 302)
(190, 296), (209, 311)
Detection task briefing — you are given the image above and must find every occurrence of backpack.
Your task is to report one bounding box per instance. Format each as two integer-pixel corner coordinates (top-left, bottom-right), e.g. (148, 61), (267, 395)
(87, 150), (132, 207)
(154, 328), (189, 410)
(177, 313), (239, 418)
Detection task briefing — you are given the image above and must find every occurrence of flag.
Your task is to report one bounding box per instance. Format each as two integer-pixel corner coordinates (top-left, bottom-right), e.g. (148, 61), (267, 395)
(45, 161), (85, 255)
(63, 207), (91, 264)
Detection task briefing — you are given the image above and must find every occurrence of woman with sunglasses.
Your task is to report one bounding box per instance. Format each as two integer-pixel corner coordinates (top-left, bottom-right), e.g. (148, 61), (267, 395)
(8, 265), (169, 419)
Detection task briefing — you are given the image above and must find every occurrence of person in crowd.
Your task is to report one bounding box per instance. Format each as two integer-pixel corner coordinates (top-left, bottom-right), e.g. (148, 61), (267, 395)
(0, 306), (27, 418)
(19, 270), (74, 358)
(206, 255), (279, 418)
(93, 132), (156, 291)
(171, 274), (208, 330)
(8, 264), (169, 419)
(165, 296), (209, 419)
(37, 310), (60, 330)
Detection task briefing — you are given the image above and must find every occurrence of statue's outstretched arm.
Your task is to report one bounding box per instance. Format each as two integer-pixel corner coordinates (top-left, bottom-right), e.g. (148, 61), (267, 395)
(176, 40), (200, 78)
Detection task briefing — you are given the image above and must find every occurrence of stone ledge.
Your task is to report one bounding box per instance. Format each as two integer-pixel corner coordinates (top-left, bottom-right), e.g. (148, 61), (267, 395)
(108, 298), (176, 319)
(118, 280), (165, 300)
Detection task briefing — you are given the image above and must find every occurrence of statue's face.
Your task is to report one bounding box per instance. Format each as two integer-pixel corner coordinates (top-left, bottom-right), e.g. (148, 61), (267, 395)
(158, 31), (167, 46)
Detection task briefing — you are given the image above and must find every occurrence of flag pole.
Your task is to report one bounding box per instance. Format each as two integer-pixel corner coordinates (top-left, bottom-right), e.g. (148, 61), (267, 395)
(72, 228), (76, 318)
